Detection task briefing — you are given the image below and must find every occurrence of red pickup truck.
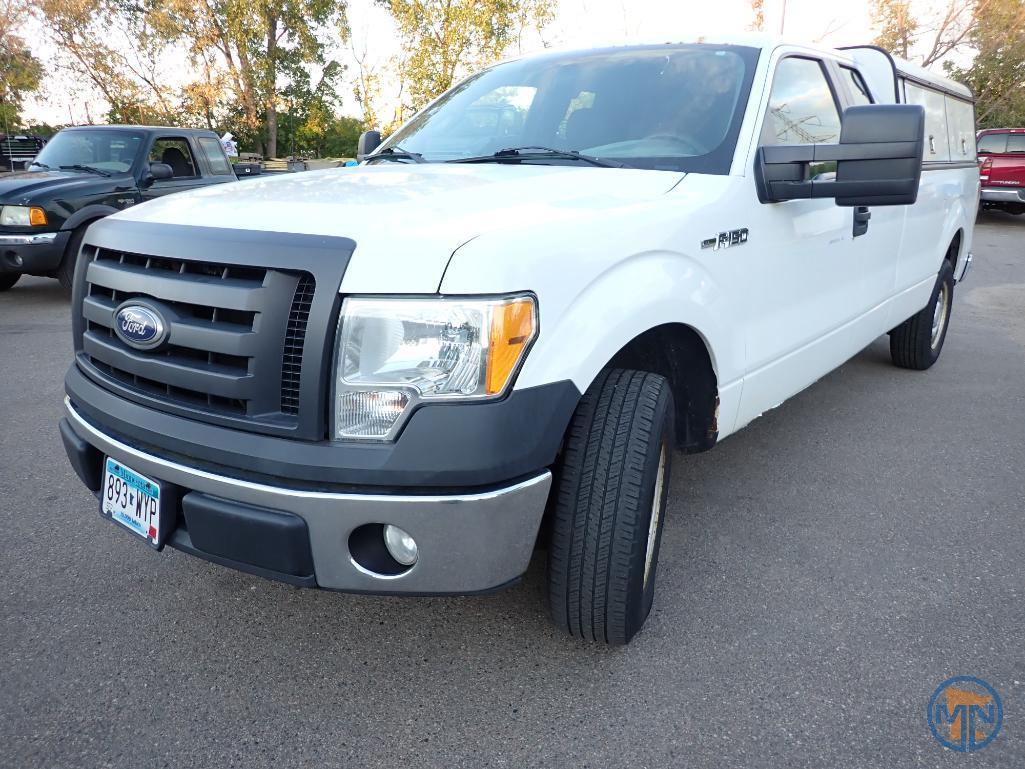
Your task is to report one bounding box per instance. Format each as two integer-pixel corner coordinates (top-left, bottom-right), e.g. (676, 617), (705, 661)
(978, 128), (1025, 215)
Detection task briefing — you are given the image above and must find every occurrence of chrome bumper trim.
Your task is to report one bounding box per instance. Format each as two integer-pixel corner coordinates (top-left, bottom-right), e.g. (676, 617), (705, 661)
(0, 232), (57, 246)
(980, 187), (1025, 203)
(65, 397), (552, 593)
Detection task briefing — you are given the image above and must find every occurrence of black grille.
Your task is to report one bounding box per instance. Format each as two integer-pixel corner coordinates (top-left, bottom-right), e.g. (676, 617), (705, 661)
(281, 274), (315, 414)
(80, 247), (312, 423)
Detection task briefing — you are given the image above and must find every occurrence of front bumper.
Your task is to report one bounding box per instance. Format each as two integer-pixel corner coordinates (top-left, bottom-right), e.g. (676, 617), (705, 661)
(980, 187), (1025, 204)
(61, 398), (553, 594)
(0, 231), (68, 274)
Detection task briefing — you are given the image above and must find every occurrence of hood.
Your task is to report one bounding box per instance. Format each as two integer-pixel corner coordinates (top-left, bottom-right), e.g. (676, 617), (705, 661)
(0, 169), (124, 204)
(110, 164), (684, 293)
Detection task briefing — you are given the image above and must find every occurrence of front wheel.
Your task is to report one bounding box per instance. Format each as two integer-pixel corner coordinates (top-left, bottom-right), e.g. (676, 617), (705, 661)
(0, 273), (20, 292)
(56, 225), (89, 292)
(547, 368), (675, 646)
(890, 260), (954, 370)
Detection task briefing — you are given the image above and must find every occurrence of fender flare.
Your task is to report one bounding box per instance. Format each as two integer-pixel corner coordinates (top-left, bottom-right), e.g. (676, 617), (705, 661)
(60, 205), (120, 234)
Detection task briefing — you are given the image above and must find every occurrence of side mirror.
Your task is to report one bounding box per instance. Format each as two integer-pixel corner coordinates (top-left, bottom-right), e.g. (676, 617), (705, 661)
(142, 162), (173, 187)
(357, 130), (382, 162)
(755, 104), (925, 206)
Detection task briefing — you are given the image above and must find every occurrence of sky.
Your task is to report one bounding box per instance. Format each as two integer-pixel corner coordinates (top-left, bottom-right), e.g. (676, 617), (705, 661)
(20, 0), (880, 127)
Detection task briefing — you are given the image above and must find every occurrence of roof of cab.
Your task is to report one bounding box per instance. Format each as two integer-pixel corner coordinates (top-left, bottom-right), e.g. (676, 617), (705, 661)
(61, 124), (220, 136)
(503, 35), (973, 100)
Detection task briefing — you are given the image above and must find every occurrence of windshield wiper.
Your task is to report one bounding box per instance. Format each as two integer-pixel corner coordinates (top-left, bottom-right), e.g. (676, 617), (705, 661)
(364, 146), (427, 164)
(448, 146), (630, 168)
(29, 160), (51, 170)
(59, 164), (113, 177)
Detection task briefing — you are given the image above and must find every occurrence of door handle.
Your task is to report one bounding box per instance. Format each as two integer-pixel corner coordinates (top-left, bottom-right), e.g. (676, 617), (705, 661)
(853, 206), (871, 238)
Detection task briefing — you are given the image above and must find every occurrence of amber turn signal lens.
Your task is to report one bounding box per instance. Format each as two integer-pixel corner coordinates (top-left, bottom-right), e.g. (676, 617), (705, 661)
(29, 207), (47, 226)
(486, 298), (537, 395)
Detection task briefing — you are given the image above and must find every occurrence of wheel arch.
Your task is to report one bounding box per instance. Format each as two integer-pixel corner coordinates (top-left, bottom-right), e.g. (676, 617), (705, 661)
(60, 205), (119, 234)
(605, 323), (719, 453)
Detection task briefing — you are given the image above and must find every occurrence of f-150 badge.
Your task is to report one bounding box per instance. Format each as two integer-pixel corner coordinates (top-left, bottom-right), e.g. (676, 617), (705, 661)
(702, 228), (748, 250)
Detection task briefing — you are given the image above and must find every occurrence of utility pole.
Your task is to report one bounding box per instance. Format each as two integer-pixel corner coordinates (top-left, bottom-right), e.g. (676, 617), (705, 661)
(780, 0), (787, 34)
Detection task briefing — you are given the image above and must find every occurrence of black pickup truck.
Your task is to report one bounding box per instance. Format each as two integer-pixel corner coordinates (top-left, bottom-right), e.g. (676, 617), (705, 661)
(0, 125), (236, 291)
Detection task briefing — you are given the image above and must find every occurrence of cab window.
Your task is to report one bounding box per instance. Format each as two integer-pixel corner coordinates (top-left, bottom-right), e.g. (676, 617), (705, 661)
(842, 67), (873, 106)
(150, 138), (198, 178)
(978, 133), (1008, 154)
(1007, 134), (1025, 153)
(197, 137), (233, 175)
(764, 57), (842, 146)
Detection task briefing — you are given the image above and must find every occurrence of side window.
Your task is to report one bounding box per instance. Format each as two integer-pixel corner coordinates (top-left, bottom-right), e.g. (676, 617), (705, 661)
(904, 82), (950, 161)
(977, 133), (1007, 154)
(764, 57), (842, 146)
(149, 137), (198, 178)
(841, 67), (873, 106)
(197, 137), (233, 175)
(1006, 134), (1025, 153)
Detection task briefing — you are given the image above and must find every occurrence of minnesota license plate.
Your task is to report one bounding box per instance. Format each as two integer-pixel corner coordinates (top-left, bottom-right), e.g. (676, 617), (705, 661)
(102, 457), (161, 546)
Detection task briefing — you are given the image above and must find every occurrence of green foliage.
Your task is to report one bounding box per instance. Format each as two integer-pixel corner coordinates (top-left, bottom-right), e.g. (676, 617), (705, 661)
(384, 0), (554, 116)
(872, 0), (917, 59)
(946, 0), (1025, 127)
(0, 34), (43, 128)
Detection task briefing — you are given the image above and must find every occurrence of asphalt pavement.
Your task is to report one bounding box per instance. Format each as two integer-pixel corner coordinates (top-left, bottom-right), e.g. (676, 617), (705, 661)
(2, 213), (1024, 768)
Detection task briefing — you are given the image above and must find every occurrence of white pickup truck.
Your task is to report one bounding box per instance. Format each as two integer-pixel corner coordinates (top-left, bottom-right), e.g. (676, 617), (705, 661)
(61, 36), (977, 645)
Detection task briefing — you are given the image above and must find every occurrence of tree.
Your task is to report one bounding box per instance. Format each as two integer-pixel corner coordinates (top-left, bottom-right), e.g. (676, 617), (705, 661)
(946, 0), (1025, 127)
(749, 0), (764, 32)
(149, 0), (347, 157)
(871, 0), (991, 66)
(380, 0), (554, 115)
(0, 0), (43, 129)
(872, 0), (917, 59)
(29, 0), (181, 125)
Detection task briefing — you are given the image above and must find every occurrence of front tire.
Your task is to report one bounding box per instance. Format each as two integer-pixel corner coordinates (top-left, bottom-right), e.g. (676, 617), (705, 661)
(547, 369), (674, 646)
(890, 260), (954, 370)
(0, 273), (20, 292)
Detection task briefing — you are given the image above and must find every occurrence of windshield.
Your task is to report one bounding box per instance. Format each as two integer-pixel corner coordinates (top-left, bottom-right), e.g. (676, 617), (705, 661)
(383, 44), (759, 173)
(32, 129), (143, 174)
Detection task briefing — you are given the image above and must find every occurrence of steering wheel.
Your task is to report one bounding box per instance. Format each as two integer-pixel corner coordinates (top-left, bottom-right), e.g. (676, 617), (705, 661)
(642, 133), (707, 156)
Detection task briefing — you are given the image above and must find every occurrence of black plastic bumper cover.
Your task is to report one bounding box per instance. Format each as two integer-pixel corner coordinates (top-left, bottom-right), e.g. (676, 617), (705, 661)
(60, 418), (316, 587)
(65, 364), (580, 489)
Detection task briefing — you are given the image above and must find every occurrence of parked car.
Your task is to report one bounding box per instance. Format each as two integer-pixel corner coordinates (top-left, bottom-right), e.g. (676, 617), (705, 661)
(0, 134), (46, 172)
(977, 128), (1025, 215)
(60, 38), (977, 645)
(0, 125), (236, 292)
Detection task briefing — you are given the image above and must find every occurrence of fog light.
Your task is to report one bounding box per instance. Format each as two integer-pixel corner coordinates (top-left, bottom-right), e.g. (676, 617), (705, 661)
(383, 524), (418, 566)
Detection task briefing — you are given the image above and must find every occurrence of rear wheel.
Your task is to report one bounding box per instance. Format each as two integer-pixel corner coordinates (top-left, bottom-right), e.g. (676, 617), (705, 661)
(890, 260), (954, 370)
(56, 225), (89, 292)
(0, 273), (20, 292)
(547, 368), (675, 646)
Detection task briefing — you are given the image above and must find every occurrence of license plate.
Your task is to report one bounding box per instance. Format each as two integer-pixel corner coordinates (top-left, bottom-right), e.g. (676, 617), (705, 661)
(102, 457), (161, 546)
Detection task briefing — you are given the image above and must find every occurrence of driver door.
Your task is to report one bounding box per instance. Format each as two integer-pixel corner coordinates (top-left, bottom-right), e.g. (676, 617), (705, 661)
(142, 137), (206, 200)
(735, 55), (897, 428)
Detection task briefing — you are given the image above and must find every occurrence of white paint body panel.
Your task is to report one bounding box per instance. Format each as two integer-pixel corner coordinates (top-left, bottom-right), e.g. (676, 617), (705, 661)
(107, 39), (979, 444)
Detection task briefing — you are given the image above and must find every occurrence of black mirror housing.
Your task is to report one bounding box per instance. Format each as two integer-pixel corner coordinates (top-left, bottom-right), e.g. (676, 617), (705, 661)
(756, 104), (925, 206)
(142, 162), (174, 187)
(357, 130), (382, 162)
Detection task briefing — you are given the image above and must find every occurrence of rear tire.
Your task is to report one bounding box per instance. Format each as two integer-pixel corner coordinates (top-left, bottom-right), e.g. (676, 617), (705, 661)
(890, 260), (954, 370)
(0, 273), (20, 292)
(547, 368), (675, 646)
(56, 225), (89, 292)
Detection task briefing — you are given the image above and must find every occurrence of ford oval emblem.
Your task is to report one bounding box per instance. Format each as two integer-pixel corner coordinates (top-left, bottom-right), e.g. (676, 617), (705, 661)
(113, 305), (167, 350)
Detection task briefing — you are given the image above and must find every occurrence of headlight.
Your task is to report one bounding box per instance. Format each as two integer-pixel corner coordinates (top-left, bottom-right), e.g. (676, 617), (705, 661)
(333, 295), (538, 439)
(0, 206), (47, 226)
